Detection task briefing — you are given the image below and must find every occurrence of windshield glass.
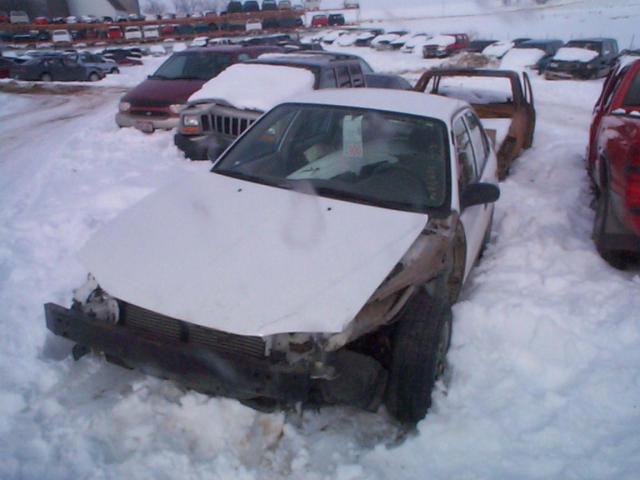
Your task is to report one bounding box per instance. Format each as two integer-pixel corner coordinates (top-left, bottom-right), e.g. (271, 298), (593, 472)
(213, 104), (449, 212)
(152, 52), (232, 80)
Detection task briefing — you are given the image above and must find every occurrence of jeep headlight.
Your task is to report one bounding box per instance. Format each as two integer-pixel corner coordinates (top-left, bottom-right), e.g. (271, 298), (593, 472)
(169, 103), (184, 114)
(118, 101), (130, 112)
(182, 114), (200, 127)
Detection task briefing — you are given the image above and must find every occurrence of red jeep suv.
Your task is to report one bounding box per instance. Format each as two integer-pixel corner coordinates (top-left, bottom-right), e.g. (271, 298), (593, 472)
(587, 57), (640, 267)
(116, 45), (281, 132)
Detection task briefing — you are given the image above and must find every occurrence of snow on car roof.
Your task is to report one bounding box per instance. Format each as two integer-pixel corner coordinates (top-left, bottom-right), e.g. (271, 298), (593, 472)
(282, 88), (467, 121)
(553, 47), (599, 62)
(189, 63), (316, 111)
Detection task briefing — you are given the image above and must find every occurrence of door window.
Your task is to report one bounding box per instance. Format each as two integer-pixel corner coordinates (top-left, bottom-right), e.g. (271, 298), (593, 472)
(464, 111), (489, 175)
(453, 116), (477, 192)
(335, 65), (351, 87)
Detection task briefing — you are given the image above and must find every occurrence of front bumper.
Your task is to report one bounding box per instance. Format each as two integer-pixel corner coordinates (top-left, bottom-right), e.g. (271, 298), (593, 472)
(44, 303), (386, 409)
(174, 131), (231, 161)
(115, 112), (179, 131)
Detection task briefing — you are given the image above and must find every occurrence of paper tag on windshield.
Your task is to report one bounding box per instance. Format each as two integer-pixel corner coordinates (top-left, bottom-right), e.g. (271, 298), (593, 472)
(343, 115), (363, 158)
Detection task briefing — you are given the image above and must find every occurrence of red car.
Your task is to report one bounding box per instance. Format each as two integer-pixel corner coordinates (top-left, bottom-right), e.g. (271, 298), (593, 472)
(587, 57), (640, 267)
(311, 14), (328, 27)
(423, 33), (470, 58)
(33, 16), (49, 25)
(116, 45), (283, 132)
(107, 26), (123, 40)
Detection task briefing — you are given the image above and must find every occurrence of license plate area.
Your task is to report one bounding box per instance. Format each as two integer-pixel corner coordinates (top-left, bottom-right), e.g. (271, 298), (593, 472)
(135, 121), (154, 133)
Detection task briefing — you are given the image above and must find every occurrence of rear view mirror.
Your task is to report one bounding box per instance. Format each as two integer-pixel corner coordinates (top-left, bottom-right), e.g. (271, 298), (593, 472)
(461, 182), (500, 209)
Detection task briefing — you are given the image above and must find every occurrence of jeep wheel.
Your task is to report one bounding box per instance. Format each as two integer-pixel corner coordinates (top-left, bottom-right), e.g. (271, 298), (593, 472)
(89, 72), (100, 82)
(385, 291), (452, 424)
(593, 183), (627, 269)
(40, 73), (52, 82)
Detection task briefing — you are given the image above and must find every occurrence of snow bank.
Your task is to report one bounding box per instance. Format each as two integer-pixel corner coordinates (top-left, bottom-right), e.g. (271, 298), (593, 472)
(500, 47), (546, 71)
(188, 64), (316, 111)
(553, 47), (599, 63)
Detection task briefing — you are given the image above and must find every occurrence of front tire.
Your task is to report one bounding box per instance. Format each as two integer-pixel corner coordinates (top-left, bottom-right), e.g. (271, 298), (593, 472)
(89, 72), (100, 82)
(385, 291), (453, 424)
(593, 182), (627, 269)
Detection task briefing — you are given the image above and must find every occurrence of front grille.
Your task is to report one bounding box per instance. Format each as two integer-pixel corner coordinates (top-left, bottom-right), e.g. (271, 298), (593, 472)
(199, 105), (259, 138)
(119, 301), (266, 358)
(130, 109), (169, 118)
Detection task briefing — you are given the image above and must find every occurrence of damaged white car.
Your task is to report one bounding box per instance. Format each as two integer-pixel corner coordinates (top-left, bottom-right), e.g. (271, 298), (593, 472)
(45, 89), (499, 424)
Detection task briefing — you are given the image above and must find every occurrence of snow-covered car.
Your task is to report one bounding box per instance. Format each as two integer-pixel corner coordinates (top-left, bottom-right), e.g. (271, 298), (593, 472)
(422, 33), (469, 58)
(545, 38), (619, 80)
(370, 30), (407, 50)
(190, 36), (209, 47)
(142, 25), (160, 41)
(335, 31), (360, 47)
(391, 32), (424, 51)
(416, 68), (536, 179)
(124, 26), (142, 41)
(482, 40), (514, 59)
(321, 29), (347, 44)
(245, 18), (262, 32)
(174, 51), (374, 160)
(45, 87), (499, 424)
(9, 10), (29, 24)
(502, 39), (564, 73)
(51, 29), (72, 45)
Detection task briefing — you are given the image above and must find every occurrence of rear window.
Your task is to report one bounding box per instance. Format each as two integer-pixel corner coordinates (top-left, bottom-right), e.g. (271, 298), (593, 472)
(623, 69), (640, 107)
(152, 52), (232, 80)
(430, 76), (514, 104)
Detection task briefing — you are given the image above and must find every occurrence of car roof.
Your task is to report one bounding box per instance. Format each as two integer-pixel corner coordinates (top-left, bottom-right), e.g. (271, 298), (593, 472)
(247, 51), (364, 67)
(282, 88), (467, 121)
(182, 45), (275, 54)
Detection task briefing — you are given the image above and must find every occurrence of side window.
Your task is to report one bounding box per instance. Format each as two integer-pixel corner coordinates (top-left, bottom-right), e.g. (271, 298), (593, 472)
(623, 69), (640, 107)
(348, 63), (364, 87)
(319, 68), (337, 88)
(453, 116), (477, 192)
(358, 58), (374, 74)
(335, 65), (351, 87)
(464, 111), (489, 174)
(603, 68), (628, 109)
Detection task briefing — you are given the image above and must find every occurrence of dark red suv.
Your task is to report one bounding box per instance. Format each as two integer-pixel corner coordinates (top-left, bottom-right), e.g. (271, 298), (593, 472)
(588, 57), (640, 267)
(116, 45), (282, 133)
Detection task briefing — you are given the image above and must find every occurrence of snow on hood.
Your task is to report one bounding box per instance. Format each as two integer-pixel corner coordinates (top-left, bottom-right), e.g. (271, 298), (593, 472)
(188, 64), (316, 111)
(553, 47), (599, 63)
(77, 173), (428, 336)
(425, 35), (455, 47)
(500, 48), (546, 70)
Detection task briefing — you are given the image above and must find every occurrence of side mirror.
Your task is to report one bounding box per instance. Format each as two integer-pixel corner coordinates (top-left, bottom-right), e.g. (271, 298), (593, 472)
(461, 182), (500, 209)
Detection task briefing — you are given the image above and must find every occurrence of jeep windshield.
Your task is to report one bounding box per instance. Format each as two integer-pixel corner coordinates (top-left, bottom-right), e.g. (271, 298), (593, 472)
(213, 104), (449, 213)
(150, 52), (232, 81)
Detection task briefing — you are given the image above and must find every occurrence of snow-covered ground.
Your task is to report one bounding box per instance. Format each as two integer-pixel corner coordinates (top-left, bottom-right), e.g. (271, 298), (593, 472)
(2, 6), (640, 480)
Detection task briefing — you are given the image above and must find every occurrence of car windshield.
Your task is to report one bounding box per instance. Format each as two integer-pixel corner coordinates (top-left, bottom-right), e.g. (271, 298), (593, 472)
(213, 104), (449, 212)
(151, 52), (232, 80)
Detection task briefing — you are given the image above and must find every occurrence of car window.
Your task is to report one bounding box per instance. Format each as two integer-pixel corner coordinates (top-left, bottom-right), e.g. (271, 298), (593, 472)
(603, 67), (628, 109)
(453, 116), (477, 191)
(463, 111), (489, 174)
(319, 68), (337, 88)
(336, 65), (351, 87)
(215, 105), (450, 212)
(623, 69), (640, 107)
(349, 63), (364, 87)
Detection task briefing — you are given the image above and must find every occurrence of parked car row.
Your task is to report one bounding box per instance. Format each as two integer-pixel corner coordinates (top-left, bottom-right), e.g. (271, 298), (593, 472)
(310, 28), (621, 80)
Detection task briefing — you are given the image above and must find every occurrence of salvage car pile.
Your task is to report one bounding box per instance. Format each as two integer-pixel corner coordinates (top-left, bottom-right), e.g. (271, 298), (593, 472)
(30, 22), (640, 426)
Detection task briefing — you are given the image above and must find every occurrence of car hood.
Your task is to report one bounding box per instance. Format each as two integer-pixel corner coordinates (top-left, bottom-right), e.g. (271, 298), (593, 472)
(77, 173), (428, 336)
(123, 78), (206, 105)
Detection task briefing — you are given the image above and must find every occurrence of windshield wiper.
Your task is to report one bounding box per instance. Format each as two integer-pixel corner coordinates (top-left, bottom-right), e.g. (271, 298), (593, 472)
(213, 169), (292, 189)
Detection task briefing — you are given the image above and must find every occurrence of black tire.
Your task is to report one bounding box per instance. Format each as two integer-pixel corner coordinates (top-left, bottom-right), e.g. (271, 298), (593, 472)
(593, 182), (627, 269)
(89, 72), (100, 82)
(40, 72), (52, 82)
(385, 291), (452, 424)
(112, 67), (120, 74)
